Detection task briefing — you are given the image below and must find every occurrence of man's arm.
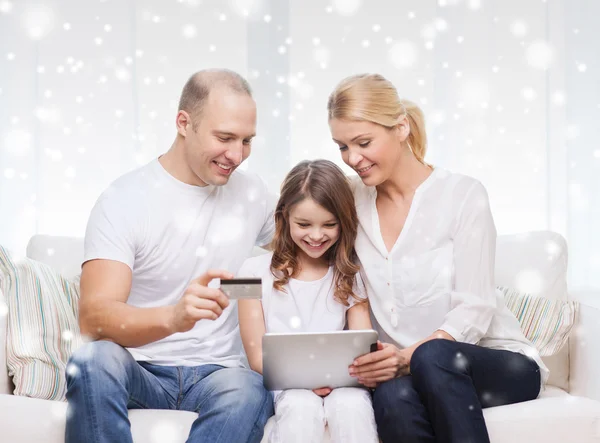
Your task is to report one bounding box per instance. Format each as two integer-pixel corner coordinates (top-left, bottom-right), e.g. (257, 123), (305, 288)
(79, 259), (231, 347)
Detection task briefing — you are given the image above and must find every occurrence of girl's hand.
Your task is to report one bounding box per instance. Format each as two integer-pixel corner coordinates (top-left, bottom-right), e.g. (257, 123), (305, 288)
(313, 387), (332, 397)
(348, 341), (412, 385)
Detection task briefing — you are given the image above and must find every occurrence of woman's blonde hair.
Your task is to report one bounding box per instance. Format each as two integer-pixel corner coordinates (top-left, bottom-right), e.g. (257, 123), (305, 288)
(327, 73), (428, 164)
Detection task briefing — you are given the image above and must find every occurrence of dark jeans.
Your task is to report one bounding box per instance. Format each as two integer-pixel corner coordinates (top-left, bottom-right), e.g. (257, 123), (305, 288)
(373, 339), (541, 443)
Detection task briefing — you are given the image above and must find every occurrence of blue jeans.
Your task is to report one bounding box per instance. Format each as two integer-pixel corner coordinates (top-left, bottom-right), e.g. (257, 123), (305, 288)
(65, 341), (273, 443)
(373, 339), (541, 443)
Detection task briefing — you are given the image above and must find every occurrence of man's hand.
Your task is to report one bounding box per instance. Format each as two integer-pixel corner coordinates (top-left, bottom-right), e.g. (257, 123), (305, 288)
(349, 341), (412, 387)
(312, 387), (332, 397)
(169, 269), (233, 333)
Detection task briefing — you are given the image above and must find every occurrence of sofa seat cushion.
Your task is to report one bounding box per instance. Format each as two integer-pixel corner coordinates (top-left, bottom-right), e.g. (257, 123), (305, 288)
(484, 387), (600, 442)
(0, 394), (198, 443)
(2, 387), (600, 442)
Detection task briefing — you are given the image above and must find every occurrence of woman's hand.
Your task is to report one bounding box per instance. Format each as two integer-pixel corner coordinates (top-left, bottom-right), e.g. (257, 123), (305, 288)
(349, 341), (412, 387)
(313, 387), (332, 397)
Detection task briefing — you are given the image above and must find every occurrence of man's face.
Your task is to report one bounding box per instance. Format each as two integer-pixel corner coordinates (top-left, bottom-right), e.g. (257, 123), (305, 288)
(182, 88), (256, 186)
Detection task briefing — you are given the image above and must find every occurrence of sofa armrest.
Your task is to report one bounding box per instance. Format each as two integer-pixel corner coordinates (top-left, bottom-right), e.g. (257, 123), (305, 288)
(569, 290), (600, 401)
(0, 288), (12, 395)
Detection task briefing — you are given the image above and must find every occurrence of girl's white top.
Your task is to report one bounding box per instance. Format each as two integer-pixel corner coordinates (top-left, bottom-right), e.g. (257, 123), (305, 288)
(238, 252), (363, 333)
(351, 168), (548, 384)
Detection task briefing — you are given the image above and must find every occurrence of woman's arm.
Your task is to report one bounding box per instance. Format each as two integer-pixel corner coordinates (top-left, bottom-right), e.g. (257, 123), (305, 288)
(347, 301), (372, 330)
(238, 299), (266, 374)
(438, 181), (497, 344)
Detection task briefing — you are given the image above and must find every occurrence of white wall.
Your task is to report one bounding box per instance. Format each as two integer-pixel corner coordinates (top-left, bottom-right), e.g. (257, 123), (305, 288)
(1, 0), (598, 289)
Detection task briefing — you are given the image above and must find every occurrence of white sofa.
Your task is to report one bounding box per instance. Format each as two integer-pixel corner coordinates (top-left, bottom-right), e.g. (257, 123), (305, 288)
(1, 232), (600, 442)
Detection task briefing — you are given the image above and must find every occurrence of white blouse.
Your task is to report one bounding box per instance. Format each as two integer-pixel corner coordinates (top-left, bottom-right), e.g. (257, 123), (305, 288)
(352, 168), (548, 384)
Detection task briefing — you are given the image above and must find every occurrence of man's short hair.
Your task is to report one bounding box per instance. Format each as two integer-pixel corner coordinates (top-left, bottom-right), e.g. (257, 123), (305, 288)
(178, 69), (253, 128)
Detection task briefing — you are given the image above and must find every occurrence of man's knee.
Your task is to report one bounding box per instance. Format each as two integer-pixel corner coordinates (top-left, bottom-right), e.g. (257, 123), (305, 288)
(208, 368), (273, 413)
(66, 340), (132, 384)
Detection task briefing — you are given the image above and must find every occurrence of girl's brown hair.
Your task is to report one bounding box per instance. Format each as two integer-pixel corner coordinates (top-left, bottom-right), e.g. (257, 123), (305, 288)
(327, 73), (428, 164)
(270, 160), (362, 306)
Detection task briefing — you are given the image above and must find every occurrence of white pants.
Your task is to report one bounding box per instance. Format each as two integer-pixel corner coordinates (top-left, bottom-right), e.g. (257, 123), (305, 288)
(269, 388), (378, 443)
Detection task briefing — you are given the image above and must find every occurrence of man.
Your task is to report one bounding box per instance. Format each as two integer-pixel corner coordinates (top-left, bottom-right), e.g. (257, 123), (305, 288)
(65, 69), (275, 443)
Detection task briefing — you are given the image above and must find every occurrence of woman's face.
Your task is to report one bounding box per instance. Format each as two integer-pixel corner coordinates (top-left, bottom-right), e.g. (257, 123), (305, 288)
(329, 118), (409, 187)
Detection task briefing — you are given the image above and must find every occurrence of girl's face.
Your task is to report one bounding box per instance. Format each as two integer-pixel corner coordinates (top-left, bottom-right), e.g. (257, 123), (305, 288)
(288, 198), (340, 262)
(329, 117), (409, 187)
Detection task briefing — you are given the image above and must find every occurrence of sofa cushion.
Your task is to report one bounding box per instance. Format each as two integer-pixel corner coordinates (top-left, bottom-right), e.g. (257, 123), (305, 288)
(2, 388), (599, 443)
(484, 387), (600, 442)
(495, 231), (571, 389)
(499, 286), (578, 356)
(0, 246), (83, 400)
(26, 235), (85, 280)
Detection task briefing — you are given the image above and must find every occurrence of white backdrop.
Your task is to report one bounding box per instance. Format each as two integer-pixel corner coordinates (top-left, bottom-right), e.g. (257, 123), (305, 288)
(1, 0), (598, 289)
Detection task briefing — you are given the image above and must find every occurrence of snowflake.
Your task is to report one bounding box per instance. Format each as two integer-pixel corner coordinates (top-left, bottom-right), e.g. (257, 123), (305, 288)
(66, 363), (79, 377)
(65, 167), (76, 178)
(388, 40), (418, 69)
(115, 67), (131, 82)
(521, 87), (537, 101)
(515, 269), (543, 294)
(467, 0), (482, 10)
(23, 4), (55, 40)
(552, 91), (566, 106)
(511, 20), (528, 38)
(289, 316), (302, 329)
(332, 0), (361, 16)
(526, 40), (554, 70)
(0, 1), (13, 14)
(182, 24), (197, 39)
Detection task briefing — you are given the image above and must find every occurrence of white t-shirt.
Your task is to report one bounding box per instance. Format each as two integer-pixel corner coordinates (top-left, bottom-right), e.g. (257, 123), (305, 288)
(351, 168), (549, 384)
(238, 252), (362, 333)
(84, 158), (276, 367)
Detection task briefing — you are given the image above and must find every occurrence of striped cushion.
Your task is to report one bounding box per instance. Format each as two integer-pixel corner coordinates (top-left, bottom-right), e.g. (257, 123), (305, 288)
(498, 286), (578, 357)
(0, 245), (83, 401)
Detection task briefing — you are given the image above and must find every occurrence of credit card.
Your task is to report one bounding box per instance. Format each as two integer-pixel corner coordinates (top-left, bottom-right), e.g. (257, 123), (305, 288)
(220, 278), (262, 300)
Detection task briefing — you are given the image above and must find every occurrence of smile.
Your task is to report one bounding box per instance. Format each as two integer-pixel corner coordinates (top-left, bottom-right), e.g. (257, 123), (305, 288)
(356, 164), (374, 174)
(304, 240), (328, 248)
(214, 161), (234, 174)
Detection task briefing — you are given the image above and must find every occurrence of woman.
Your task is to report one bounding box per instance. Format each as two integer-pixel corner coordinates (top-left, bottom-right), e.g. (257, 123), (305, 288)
(327, 73), (547, 443)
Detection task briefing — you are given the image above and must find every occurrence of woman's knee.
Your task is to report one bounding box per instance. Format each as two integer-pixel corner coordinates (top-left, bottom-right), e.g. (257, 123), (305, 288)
(410, 338), (461, 376)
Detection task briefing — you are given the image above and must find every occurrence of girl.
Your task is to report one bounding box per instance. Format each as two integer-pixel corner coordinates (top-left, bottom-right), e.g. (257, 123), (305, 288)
(328, 73), (547, 443)
(237, 159), (378, 443)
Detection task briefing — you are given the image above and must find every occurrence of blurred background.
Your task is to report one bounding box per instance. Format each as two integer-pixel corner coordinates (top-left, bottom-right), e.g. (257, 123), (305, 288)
(0, 0), (598, 289)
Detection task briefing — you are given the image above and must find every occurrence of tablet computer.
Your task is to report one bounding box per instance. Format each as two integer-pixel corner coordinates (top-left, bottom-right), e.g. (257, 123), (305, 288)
(262, 329), (378, 391)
